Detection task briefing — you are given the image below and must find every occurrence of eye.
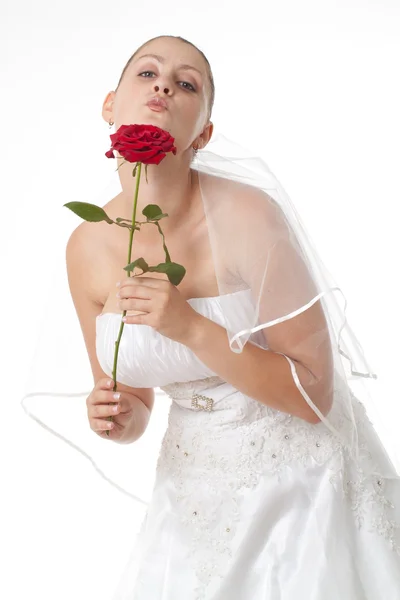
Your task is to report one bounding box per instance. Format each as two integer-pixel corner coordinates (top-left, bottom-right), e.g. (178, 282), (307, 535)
(139, 70), (155, 78)
(180, 81), (196, 92)
(138, 71), (196, 92)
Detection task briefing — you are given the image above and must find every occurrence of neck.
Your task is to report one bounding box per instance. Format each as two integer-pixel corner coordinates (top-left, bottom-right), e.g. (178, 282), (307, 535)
(116, 152), (197, 232)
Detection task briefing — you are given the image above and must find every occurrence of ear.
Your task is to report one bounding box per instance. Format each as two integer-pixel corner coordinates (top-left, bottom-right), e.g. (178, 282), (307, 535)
(101, 91), (116, 124)
(197, 121), (214, 150)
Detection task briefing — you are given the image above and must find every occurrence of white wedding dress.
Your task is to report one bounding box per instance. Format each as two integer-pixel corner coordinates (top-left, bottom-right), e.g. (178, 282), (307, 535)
(96, 289), (400, 600)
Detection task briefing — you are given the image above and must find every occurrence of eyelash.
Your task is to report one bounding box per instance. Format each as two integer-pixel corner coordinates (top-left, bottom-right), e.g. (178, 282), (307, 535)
(138, 71), (196, 92)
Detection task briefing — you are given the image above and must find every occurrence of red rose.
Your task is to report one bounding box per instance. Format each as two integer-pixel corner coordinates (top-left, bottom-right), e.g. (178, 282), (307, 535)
(105, 124), (177, 165)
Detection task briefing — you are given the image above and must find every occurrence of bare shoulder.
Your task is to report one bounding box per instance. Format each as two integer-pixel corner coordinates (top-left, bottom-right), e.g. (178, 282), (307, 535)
(198, 171), (280, 238)
(198, 171), (277, 215)
(196, 171), (286, 286)
(66, 198), (125, 305)
(66, 220), (107, 304)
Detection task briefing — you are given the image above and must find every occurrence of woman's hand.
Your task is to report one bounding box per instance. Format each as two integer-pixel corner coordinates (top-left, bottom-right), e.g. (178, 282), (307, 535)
(116, 276), (204, 346)
(86, 377), (135, 441)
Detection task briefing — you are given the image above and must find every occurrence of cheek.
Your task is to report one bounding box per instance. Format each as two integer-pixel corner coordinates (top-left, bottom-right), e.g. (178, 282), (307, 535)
(113, 97), (143, 126)
(183, 97), (207, 123)
(193, 103), (208, 130)
(114, 83), (141, 111)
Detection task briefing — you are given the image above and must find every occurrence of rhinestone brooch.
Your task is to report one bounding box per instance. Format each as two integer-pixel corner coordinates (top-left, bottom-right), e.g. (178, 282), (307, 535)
(191, 393), (214, 412)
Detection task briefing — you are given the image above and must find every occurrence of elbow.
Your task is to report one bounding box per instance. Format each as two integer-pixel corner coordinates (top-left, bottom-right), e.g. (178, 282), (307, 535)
(306, 411), (323, 425)
(300, 353), (335, 426)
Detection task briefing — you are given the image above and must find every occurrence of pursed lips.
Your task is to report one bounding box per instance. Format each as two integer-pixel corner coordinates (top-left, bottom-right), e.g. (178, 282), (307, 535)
(147, 97), (168, 109)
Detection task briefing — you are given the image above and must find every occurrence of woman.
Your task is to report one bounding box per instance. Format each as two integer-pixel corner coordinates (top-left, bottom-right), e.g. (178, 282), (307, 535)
(31, 34), (400, 599)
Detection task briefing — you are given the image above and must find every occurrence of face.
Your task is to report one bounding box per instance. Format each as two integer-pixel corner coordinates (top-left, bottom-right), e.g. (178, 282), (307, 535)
(103, 37), (213, 155)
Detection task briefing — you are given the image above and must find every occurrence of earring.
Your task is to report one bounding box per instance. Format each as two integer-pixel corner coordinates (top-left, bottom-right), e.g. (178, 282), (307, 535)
(193, 145), (199, 154)
(108, 119), (114, 128)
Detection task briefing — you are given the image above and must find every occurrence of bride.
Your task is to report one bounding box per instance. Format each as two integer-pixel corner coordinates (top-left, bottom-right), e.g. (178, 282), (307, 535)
(43, 34), (400, 598)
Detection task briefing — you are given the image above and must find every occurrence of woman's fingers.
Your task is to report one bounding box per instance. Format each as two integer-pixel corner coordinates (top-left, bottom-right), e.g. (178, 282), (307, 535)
(92, 418), (115, 433)
(118, 283), (153, 299)
(93, 401), (120, 417)
(86, 378), (136, 441)
(119, 297), (151, 311)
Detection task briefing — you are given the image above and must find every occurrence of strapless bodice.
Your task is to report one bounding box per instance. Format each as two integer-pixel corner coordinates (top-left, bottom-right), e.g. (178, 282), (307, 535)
(95, 288), (262, 388)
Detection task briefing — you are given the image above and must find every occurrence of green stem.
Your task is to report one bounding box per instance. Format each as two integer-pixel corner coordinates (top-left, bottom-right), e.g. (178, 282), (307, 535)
(106, 162), (142, 436)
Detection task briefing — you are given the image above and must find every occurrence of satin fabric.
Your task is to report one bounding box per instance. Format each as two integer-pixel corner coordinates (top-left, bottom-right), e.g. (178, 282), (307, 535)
(96, 294), (400, 600)
(95, 289), (262, 388)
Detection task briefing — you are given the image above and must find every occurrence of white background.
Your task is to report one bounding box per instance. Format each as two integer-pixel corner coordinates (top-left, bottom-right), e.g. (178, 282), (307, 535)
(2, 0), (400, 598)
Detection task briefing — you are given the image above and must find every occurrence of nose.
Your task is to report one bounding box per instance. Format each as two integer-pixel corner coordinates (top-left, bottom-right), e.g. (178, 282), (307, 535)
(154, 84), (172, 96)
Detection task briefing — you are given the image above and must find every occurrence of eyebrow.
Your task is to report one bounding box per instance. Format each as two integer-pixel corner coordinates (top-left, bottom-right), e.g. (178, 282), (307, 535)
(136, 53), (203, 76)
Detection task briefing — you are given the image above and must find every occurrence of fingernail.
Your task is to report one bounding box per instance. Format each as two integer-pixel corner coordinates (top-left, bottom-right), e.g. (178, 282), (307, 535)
(113, 392), (120, 401)
(116, 281), (121, 287)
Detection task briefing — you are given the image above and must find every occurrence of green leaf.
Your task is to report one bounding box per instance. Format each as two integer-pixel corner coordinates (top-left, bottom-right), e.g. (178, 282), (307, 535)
(123, 257), (149, 274)
(142, 204), (162, 219)
(63, 202), (113, 224)
(142, 204), (168, 222)
(148, 262), (186, 286)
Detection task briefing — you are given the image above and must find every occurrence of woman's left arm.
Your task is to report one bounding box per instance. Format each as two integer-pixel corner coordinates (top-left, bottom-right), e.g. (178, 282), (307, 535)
(184, 301), (333, 425)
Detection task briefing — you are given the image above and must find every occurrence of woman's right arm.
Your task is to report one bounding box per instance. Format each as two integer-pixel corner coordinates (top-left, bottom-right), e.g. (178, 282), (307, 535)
(65, 223), (154, 444)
